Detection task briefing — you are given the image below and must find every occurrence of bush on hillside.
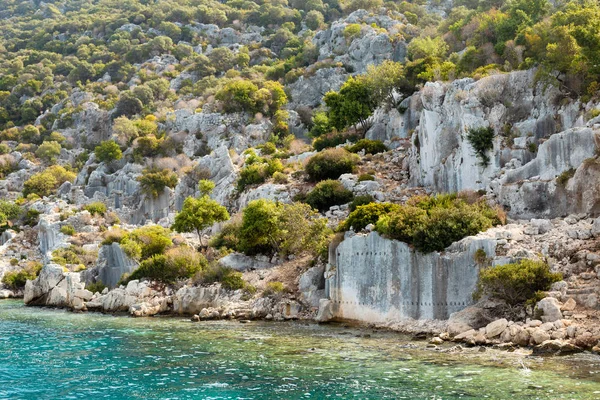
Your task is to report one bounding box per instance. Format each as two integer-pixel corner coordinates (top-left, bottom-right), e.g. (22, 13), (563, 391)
(94, 140), (123, 163)
(347, 139), (387, 154)
(305, 148), (359, 182)
(474, 259), (562, 307)
(1, 261), (42, 290)
(22, 165), (76, 197)
(138, 167), (178, 197)
(83, 201), (107, 216)
(375, 194), (502, 253)
(194, 262), (246, 290)
(313, 131), (360, 151)
(128, 246), (207, 283)
(466, 127), (494, 167)
(340, 202), (401, 232)
(304, 180), (354, 212)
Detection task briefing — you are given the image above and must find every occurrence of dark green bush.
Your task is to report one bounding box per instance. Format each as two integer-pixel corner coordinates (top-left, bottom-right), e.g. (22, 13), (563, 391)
(474, 259), (562, 306)
(86, 281), (107, 294)
(305, 148), (359, 182)
(237, 157), (284, 191)
(347, 139), (387, 154)
(466, 127), (495, 167)
(94, 140), (122, 163)
(349, 194), (374, 212)
(375, 194), (502, 253)
(305, 180), (354, 212)
(313, 131), (360, 151)
(340, 202), (400, 232)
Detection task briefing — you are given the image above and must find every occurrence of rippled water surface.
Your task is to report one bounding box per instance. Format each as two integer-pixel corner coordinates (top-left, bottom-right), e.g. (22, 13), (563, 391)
(1, 300), (600, 399)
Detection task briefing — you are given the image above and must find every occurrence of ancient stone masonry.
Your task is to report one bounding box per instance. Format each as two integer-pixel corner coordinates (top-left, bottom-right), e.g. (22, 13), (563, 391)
(323, 232), (496, 323)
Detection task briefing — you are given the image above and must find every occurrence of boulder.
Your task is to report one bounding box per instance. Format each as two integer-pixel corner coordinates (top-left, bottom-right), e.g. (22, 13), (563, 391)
(561, 297), (577, 311)
(531, 329), (551, 345)
(298, 265), (326, 309)
(316, 299), (334, 322)
(536, 297), (563, 322)
(485, 318), (508, 338)
(532, 340), (582, 355)
(218, 252), (273, 272)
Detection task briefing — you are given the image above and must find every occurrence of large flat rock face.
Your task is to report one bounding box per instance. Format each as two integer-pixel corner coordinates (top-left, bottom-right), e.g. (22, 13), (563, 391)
(325, 232), (495, 323)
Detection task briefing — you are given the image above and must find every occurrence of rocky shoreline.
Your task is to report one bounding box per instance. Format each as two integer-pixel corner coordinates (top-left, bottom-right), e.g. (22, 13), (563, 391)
(9, 262), (600, 358)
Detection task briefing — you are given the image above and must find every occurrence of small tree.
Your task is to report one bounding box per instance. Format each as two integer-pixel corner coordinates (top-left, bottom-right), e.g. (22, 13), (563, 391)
(95, 140), (122, 163)
(172, 181), (229, 246)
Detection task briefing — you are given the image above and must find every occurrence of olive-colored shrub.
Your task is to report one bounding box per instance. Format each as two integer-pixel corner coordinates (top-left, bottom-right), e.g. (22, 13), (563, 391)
(340, 202), (400, 232)
(347, 139), (387, 154)
(83, 201), (107, 216)
(375, 194), (503, 253)
(474, 259), (562, 306)
(128, 246), (207, 283)
(305, 148), (359, 182)
(304, 179), (354, 212)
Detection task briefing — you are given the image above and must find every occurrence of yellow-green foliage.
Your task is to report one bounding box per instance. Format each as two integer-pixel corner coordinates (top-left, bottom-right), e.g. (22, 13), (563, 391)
(60, 224), (76, 236)
(1, 261), (42, 289)
(23, 166), (76, 197)
(128, 245), (207, 284)
(83, 201), (107, 216)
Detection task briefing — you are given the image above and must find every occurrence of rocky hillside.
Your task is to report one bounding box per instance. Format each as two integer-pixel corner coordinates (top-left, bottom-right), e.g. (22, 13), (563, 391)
(1, 0), (600, 354)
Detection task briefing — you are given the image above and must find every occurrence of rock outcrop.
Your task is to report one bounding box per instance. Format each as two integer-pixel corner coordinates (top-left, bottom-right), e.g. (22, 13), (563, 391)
(322, 232), (497, 323)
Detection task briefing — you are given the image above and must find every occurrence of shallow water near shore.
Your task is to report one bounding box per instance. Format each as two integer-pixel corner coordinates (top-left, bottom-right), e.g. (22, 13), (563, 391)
(1, 300), (599, 399)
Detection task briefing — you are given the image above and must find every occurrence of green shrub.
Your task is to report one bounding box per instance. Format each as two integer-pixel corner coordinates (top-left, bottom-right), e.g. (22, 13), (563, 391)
(349, 194), (374, 212)
(304, 180), (354, 212)
(1, 261), (42, 290)
(237, 157), (284, 191)
(263, 281), (286, 296)
(60, 225), (76, 236)
(236, 199), (332, 257)
(23, 209), (40, 226)
(138, 167), (178, 197)
(84, 201), (107, 216)
(272, 171), (288, 184)
(357, 173), (375, 182)
(194, 262), (246, 290)
(474, 259), (562, 306)
(126, 225), (173, 260)
(52, 245), (97, 267)
(128, 246), (207, 283)
(86, 281), (106, 294)
(466, 127), (495, 167)
(313, 131), (361, 151)
(305, 148), (359, 182)
(340, 202), (401, 232)
(35, 140), (62, 162)
(94, 140), (123, 163)
(557, 168), (575, 186)
(375, 194), (502, 253)
(347, 139), (387, 155)
(23, 165), (76, 197)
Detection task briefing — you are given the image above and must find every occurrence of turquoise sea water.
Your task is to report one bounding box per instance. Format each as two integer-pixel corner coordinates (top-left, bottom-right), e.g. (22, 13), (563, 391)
(1, 300), (600, 400)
